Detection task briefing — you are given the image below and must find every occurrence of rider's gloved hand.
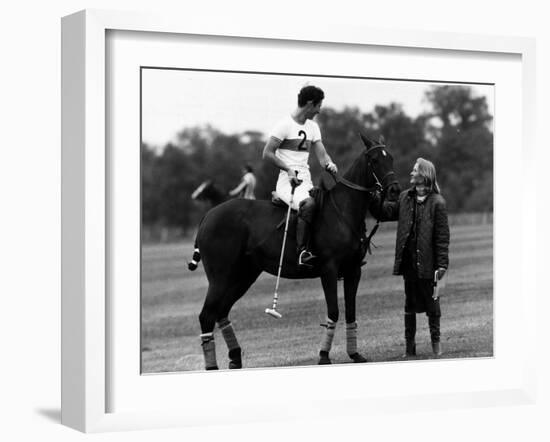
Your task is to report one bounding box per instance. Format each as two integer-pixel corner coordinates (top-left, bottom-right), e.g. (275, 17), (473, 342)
(325, 162), (338, 175)
(287, 169), (301, 187)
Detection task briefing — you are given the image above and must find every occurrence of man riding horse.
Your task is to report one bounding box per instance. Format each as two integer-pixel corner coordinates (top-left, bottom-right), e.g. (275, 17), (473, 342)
(262, 85), (338, 267)
(189, 87), (401, 370)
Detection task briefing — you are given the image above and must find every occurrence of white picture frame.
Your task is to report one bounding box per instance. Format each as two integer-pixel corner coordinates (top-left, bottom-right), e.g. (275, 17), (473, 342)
(61, 9), (537, 433)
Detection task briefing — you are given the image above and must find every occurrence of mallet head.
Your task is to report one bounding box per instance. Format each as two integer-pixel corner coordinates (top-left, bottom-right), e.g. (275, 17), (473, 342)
(265, 308), (282, 319)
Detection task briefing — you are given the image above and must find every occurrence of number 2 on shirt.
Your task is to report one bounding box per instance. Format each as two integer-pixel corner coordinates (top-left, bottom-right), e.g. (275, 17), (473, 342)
(297, 130), (308, 151)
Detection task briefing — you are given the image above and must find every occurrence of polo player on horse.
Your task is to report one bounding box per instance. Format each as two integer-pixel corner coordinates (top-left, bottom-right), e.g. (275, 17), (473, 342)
(262, 85), (338, 267)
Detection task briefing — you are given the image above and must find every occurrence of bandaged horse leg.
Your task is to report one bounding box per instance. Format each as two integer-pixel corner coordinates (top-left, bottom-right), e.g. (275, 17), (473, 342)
(343, 266), (367, 362)
(319, 268), (339, 364)
(346, 321), (368, 363)
(218, 318), (242, 369)
(318, 318), (336, 365)
(200, 332), (218, 370)
(199, 286), (223, 370)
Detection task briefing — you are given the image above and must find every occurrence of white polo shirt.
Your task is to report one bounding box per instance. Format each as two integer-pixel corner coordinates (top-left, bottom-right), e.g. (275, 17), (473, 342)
(269, 115), (322, 209)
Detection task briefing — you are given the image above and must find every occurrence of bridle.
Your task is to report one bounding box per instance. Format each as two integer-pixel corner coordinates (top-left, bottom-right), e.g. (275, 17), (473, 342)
(331, 144), (398, 195)
(328, 143), (399, 258)
(365, 144), (399, 193)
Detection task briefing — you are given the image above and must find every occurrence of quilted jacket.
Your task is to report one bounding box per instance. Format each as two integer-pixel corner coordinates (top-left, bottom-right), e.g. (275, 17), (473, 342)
(371, 188), (450, 279)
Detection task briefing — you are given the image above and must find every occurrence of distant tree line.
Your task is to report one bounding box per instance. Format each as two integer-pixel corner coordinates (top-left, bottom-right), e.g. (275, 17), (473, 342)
(142, 85), (493, 236)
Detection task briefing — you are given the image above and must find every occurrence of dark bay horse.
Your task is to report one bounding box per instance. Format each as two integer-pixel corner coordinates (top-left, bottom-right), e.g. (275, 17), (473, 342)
(189, 134), (400, 370)
(191, 180), (228, 206)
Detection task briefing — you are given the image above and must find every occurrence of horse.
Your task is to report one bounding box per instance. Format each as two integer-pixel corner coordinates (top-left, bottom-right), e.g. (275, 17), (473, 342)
(188, 133), (401, 370)
(191, 180), (228, 206)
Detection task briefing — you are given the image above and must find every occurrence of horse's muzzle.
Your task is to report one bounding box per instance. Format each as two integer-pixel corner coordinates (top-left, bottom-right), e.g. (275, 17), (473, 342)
(386, 183), (401, 202)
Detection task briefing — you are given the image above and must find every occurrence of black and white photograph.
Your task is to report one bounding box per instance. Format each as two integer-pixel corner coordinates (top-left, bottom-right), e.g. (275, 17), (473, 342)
(2, 0), (548, 439)
(140, 68), (494, 373)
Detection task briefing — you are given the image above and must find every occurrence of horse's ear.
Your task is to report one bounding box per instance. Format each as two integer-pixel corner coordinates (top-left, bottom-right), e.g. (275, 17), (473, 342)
(358, 131), (373, 149)
(378, 134), (386, 145)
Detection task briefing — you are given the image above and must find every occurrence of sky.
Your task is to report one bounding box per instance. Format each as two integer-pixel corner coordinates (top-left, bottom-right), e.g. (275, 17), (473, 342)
(141, 68), (494, 148)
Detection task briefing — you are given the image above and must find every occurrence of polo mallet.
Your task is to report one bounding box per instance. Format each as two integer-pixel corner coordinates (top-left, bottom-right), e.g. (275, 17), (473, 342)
(265, 175), (300, 319)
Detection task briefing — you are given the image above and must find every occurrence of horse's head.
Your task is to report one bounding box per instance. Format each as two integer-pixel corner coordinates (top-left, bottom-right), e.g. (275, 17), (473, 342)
(359, 133), (401, 201)
(191, 180), (213, 201)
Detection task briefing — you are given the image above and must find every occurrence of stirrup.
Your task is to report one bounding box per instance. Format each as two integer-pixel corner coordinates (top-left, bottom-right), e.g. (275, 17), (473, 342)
(298, 249), (316, 266)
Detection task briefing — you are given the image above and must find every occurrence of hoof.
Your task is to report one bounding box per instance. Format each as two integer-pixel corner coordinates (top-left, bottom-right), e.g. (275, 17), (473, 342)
(228, 360), (242, 369)
(318, 350), (332, 365)
(349, 352), (368, 363)
(205, 365), (219, 371)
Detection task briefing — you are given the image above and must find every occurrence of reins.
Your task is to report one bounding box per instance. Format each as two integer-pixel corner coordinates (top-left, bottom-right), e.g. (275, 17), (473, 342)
(326, 142), (396, 257)
(334, 175), (381, 193)
(365, 191), (385, 254)
(327, 181), (384, 257)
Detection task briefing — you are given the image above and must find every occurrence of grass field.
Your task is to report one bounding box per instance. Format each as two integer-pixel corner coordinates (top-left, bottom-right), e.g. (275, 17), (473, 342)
(141, 223), (493, 373)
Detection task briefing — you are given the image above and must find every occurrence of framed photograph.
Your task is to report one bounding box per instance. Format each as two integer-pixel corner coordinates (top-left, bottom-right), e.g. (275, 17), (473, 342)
(62, 9), (536, 433)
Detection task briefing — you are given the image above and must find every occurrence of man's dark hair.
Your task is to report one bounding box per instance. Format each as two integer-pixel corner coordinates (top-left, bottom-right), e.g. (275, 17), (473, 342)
(297, 85), (325, 107)
(244, 163), (253, 173)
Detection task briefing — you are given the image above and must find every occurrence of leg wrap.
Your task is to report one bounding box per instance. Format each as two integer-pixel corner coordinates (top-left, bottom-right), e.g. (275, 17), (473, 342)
(320, 319), (337, 353)
(346, 321), (358, 356)
(200, 333), (218, 370)
(188, 247), (201, 271)
(218, 318), (240, 351)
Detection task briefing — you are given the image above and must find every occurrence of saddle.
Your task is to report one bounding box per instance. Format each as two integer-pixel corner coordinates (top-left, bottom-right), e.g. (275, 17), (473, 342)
(271, 186), (327, 234)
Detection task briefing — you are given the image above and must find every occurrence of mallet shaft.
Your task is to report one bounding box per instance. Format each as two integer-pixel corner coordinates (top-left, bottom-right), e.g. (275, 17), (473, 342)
(266, 174), (299, 318)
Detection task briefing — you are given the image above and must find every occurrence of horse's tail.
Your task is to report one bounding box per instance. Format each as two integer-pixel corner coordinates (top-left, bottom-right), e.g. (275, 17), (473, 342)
(188, 214), (208, 271)
(188, 241), (201, 271)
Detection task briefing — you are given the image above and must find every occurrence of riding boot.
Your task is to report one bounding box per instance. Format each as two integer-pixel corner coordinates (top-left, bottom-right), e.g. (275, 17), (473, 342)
(428, 315), (442, 356)
(297, 217), (315, 266)
(403, 313), (416, 357)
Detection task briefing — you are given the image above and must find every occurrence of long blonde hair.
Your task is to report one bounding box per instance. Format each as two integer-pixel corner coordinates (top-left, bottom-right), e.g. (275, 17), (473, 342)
(416, 158), (441, 194)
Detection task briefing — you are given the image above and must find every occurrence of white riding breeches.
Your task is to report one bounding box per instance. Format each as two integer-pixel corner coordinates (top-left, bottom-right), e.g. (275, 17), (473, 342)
(275, 169), (313, 210)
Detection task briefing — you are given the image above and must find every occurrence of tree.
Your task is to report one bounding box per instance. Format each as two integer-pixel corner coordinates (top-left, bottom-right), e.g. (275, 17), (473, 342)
(155, 144), (196, 234)
(141, 85), (495, 241)
(141, 143), (160, 225)
(362, 103), (428, 188)
(423, 85), (493, 212)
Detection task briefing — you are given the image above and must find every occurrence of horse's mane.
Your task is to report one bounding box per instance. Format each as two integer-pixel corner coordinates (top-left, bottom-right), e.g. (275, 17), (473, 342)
(342, 151), (370, 187)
